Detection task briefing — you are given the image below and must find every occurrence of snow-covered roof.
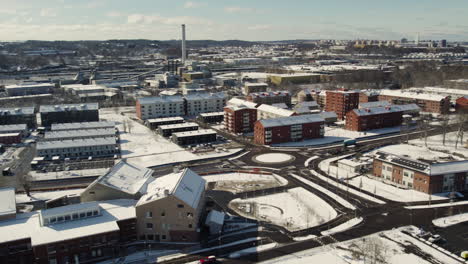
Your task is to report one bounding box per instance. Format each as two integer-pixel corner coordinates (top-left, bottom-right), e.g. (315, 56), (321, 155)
(51, 121), (115, 131)
(379, 89), (449, 101)
(44, 128), (115, 140)
(259, 114), (324, 128)
(137, 168), (205, 209)
(158, 122), (199, 130)
(0, 199), (136, 246)
(205, 210), (225, 225)
(36, 137), (116, 150)
(0, 187), (16, 216)
(0, 124), (27, 133)
(257, 104), (295, 117)
(5, 83), (54, 89)
(319, 111), (338, 119)
(272, 103), (289, 109)
(249, 91), (290, 98)
(226, 98), (258, 109)
(172, 129), (216, 138)
(199, 112), (224, 117)
(429, 160), (468, 176)
(352, 106), (404, 116)
(138, 95), (184, 104)
(185, 92), (226, 101)
(40, 103), (99, 113)
(147, 117), (184, 123)
(359, 101), (391, 109)
(396, 103), (421, 112)
(91, 160), (154, 195)
(0, 107), (35, 116)
(245, 82), (268, 87)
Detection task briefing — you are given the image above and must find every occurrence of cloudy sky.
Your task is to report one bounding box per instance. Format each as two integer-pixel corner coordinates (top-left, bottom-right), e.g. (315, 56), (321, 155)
(1, 0), (467, 41)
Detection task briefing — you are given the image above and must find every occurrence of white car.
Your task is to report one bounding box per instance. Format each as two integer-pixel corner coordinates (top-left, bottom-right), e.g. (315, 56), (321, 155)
(428, 234), (441, 243)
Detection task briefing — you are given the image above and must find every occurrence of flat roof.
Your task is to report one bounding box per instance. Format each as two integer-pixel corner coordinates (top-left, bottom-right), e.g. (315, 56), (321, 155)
(257, 104), (295, 117)
(172, 129), (216, 138)
(227, 98), (258, 109)
(259, 114), (324, 128)
(359, 101), (391, 109)
(352, 106), (404, 116)
(0, 124), (27, 132)
(0, 107), (35, 116)
(40, 103), (99, 113)
(44, 128), (115, 140)
(51, 121), (115, 131)
(5, 83), (54, 89)
(147, 117), (184, 123)
(159, 122), (199, 130)
(199, 112), (224, 117)
(37, 137), (116, 150)
(379, 89), (448, 101)
(0, 187), (16, 216)
(138, 95), (184, 104)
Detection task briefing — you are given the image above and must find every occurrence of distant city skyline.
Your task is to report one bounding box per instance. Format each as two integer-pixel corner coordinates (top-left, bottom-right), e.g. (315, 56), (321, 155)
(1, 0), (467, 41)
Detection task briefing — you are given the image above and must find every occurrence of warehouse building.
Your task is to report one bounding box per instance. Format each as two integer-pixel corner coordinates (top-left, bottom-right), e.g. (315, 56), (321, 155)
(145, 117), (184, 130)
(267, 73), (321, 86)
(325, 90), (360, 120)
(171, 129), (217, 146)
(158, 122), (199, 137)
(36, 137), (118, 159)
(246, 91), (291, 106)
(254, 115), (325, 145)
(0, 107), (36, 128)
(40, 103), (99, 127)
(51, 121), (115, 131)
(44, 128), (116, 141)
(373, 151), (468, 194)
(5, 83), (54, 96)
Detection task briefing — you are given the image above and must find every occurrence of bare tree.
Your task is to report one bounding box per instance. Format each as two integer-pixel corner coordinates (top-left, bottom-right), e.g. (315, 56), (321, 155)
(18, 173), (33, 197)
(440, 114), (449, 146)
(122, 119), (128, 133)
(455, 112), (467, 149)
(349, 237), (389, 264)
(126, 119), (134, 134)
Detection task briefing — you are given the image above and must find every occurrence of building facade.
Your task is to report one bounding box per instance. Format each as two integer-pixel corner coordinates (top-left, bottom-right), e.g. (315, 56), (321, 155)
(136, 96), (185, 120)
(40, 103), (99, 128)
(185, 92), (226, 116)
(246, 91), (291, 106)
(345, 106), (404, 131)
(36, 137), (118, 159)
(223, 105), (257, 134)
(377, 90), (450, 114)
(0, 107), (36, 128)
(5, 83), (54, 97)
(243, 82), (268, 95)
(171, 129), (217, 146)
(456, 96), (468, 112)
(158, 122), (199, 137)
(254, 115), (325, 145)
(325, 90), (360, 120)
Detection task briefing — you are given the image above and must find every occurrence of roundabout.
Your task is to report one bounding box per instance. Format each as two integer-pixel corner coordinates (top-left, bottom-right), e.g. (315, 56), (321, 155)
(253, 153), (295, 164)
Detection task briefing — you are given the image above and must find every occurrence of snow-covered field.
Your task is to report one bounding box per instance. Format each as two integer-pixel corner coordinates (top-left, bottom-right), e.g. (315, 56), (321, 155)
(230, 187), (337, 231)
(254, 153), (294, 163)
(203, 172), (288, 193)
(433, 212), (468, 227)
(100, 108), (242, 168)
(409, 131), (468, 159)
(261, 226), (462, 264)
(16, 189), (84, 203)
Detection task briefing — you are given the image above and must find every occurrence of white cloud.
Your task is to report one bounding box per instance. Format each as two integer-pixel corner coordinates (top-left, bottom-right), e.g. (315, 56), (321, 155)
(40, 8), (57, 17)
(224, 6), (254, 13)
(183, 1), (204, 8)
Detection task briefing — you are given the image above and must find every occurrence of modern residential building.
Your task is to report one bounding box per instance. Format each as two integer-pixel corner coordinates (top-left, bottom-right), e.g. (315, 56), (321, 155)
(325, 90), (360, 120)
(81, 160), (155, 202)
(246, 91), (291, 106)
(0, 199), (137, 264)
(40, 103), (100, 127)
(51, 121), (116, 131)
(36, 137), (118, 159)
(44, 128), (116, 141)
(243, 82), (268, 95)
(158, 122), (199, 137)
(254, 115), (325, 145)
(145, 117), (185, 130)
(197, 112), (224, 124)
(345, 106), (404, 131)
(359, 101), (391, 109)
(5, 83), (54, 96)
(135, 168), (206, 242)
(257, 104), (296, 120)
(359, 90), (380, 103)
(293, 101), (320, 114)
(377, 89), (450, 114)
(0, 124), (28, 137)
(136, 96), (185, 120)
(171, 129), (217, 146)
(185, 92), (226, 116)
(0, 107), (36, 128)
(373, 151), (468, 194)
(224, 105), (257, 134)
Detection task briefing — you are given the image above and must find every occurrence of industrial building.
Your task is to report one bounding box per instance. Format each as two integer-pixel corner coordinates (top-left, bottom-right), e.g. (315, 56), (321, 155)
(224, 105), (257, 134)
(325, 90), (360, 120)
(267, 73), (321, 86)
(0, 107), (36, 128)
(373, 151), (468, 194)
(5, 83), (54, 96)
(0, 124), (28, 137)
(158, 122), (199, 137)
(36, 137), (118, 159)
(171, 129), (217, 146)
(40, 103), (100, 128)
(0, 133), (22, 145)
(145, 117), (185, 130)
(246, 91), (291, 106)
(254, 115), (325, 145)
(345, 106), (404, 131)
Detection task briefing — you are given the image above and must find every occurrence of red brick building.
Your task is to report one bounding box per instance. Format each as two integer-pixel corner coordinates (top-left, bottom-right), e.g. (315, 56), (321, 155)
(377, 90), (450, 114)
(254, 115), (324, 145)
(373, 151), (468, 194)
(224, 105), (257, 133)
(345, 106), (403, 131)
(359, 90), (380, 103)
(246, 91), (291, 106)
(325, 90), (360, 120)
(0, 132), (22, 145)
(455, 96), (468, 112)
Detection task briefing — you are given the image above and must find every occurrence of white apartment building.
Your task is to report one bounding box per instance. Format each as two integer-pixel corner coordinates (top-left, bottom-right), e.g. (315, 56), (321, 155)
(137, 96), (185, 120)
(185, 92), (227, 116)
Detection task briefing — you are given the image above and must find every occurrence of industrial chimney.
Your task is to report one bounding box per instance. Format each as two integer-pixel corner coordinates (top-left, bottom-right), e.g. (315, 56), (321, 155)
(181, 24), (186, 65)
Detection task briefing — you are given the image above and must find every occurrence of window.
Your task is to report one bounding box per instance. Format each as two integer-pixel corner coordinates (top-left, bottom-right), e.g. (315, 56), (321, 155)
(72, 213), (78, 219)
(188, 224), (193, 228)
(146, 223), (153, 229)
(161, 211), (166, 217)
(86, 211), (92, 217)
(162, 235), (167, 240)
(57, 216), (64, 222)
(79, 212), (86, 218)
(49, 259), (57, 264)
(93, 210), (98, 216)
(146, 211), (153, 218)
(47, 245), (56, 254)
(64, 215), (71, 221)
(177, 204), (184, 208)
(147, 234), (154, 240)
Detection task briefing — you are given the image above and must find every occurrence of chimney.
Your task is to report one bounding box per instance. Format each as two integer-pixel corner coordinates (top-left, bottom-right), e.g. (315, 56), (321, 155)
(181, 24), (186, 65)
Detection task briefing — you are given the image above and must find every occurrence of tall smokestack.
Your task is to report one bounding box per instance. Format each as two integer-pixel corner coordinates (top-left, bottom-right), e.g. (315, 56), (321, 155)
(181, 24), (186, 65)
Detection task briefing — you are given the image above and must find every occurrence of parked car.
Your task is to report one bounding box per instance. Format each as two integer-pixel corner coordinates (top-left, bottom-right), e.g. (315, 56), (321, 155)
(428, 234), (442, 243)
(199, 256), (217, 264)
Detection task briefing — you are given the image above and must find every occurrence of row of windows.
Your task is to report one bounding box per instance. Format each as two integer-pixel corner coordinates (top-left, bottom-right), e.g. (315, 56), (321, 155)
(44, 210), (99, 225)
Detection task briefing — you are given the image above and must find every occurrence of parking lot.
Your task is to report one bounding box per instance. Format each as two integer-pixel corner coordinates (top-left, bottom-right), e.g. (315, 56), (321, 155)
(435, 221), (468, 256)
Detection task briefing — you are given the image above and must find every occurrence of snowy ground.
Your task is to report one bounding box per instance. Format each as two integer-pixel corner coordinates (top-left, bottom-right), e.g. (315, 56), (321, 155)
(100, 108), (242, 168)
(30, 168), (109, 181)
(261, 226), (462, 264)
(406, 200), (468, 209)
(433, 212), (468, 228)
(230, 187), (337, 231)
(228, 243), (277, 259)
(203, 172), (288, 193)
(321, 217), (363, 236)
(254, 153), (294, 163)
(409, 131), (468, 159)
(272, 126), (402, 147)
(369, 143), (465, 161)
(16, 189), (84, 203)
